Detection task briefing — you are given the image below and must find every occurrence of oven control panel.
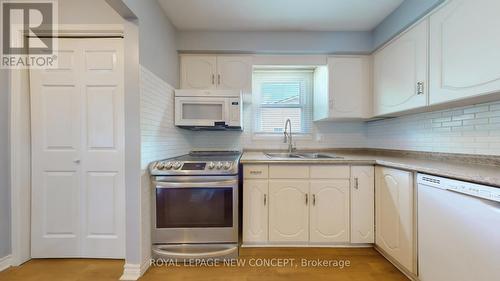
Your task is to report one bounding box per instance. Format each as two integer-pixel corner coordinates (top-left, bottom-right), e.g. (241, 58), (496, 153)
(150, 160), (238, 176)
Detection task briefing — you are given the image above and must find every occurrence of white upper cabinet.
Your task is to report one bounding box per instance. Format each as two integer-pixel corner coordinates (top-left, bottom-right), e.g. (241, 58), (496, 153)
(310, 180), (350, 243)
(429, 0), (500, 105)
(375, 167), (414, 273)
(329, 56), (372, 119)
(216, 56), (252, 92)
(180, 55), (217, 89)
(373, 19), (428, 116)
(350, 166), (374, 244)
(243, 179), (269, 243)
(314, 56), (371, 120)
(269, 180), (310, 243)
(180, 55), (252, 92)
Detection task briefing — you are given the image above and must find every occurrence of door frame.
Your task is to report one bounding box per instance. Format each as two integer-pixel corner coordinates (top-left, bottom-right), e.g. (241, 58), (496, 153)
(9, 24), (125, 266)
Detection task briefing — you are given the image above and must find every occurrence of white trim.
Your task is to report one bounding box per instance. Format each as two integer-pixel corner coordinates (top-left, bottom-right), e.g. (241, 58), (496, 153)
(9, 23), (125, 267)
(119, 259), (150, 281)
(37, 24), (124, 37)
(0, 255), (12, 272)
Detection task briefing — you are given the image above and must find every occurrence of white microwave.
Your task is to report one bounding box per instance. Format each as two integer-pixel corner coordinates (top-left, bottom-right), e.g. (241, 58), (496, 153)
(174, 90), (243, 130)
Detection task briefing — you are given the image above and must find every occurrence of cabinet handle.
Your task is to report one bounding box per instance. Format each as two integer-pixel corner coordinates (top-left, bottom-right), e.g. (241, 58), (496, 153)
(249, 171), (262, 175)
(417, 81), (424, 95)
(212, 74), (215, 85)
(354, 177), (359, 189)
(264, 194), (267, 206)
(217, 74), (221, 85)
(305, 194), (308, 205)
(312, 194), (316, 206)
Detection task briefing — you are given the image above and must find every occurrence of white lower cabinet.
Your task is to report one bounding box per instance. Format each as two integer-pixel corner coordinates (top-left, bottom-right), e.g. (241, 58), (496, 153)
(310, 180), (350, 243)
(351, 166), (375, 243)
(243, 164), (375, 246)
(269, 180), (310, 243)
(242, 179), (269, 243)
(375, 166), (414, 273)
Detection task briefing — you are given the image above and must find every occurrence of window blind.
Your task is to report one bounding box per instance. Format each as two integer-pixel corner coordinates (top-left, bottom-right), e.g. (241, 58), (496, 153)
(252, 70), (313, 134)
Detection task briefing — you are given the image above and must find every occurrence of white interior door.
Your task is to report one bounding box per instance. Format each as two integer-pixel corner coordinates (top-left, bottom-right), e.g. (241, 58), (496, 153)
(31, 38), (125, 259)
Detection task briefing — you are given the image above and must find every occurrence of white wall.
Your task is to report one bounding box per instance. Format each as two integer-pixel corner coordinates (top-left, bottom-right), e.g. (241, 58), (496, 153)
(0, 70), (11, 260)
(366, 101), (500, 155)
(122, 0), (179, 87)
(177, 31), (372, 54)
(372, 0), (444, 49)
(58, 0), (123, 24)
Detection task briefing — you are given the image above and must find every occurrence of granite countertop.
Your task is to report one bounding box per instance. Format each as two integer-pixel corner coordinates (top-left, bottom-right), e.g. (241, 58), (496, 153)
(240, 149), (500, 188)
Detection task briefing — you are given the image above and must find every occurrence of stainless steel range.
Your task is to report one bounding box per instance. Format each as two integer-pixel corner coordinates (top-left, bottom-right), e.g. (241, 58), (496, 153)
(149, 150), (241, 260)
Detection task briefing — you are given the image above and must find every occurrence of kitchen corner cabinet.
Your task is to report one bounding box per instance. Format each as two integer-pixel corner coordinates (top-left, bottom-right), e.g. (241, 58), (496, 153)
(375, 166), (414, 273)
(243, 179), (269, 243)
(269, 180), (310, 242)
(350, 166), (375, 243)
(373, 19), (428, 116)
(180, 55), (252, 92)
(314, 56), (371, 120)
(429, 0), (500, 105)
(310, 180), (350, 243)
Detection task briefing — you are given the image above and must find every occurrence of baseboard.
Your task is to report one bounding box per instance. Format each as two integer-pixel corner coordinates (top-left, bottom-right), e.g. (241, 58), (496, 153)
(0, 255), (12, 272)
(119, 257), (151, 281)
(241, 243), (374, 248)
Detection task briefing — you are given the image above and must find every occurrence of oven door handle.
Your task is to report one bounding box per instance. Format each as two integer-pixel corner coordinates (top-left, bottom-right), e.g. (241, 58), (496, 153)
(154, 180), (238, 189)
(152, 245), (238, 259)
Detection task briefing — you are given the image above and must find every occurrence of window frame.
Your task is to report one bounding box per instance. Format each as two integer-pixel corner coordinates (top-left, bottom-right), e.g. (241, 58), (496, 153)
(252, 69), (314, 136)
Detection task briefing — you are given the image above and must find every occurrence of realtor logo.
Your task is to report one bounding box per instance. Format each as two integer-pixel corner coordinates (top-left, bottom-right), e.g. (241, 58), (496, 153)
(1, 0), (58, 69)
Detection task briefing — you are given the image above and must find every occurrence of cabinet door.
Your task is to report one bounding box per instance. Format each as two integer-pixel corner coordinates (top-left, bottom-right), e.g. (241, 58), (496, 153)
(351, 166), (374, 243)
(373, 20), (428, 116)
(375, 167), (414, 272)
(310, 180), (350, 243)
(180, 55), (217, 89)
(243, 180), (269, 243)
(216, 56), (252, 92)
(429, 0), (500, 105)
(269, 180), (309, 242)
(328, 56), (371, 119)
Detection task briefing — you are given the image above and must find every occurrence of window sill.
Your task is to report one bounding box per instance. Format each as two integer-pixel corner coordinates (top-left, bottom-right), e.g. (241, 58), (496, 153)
(252, 133), (314, 141)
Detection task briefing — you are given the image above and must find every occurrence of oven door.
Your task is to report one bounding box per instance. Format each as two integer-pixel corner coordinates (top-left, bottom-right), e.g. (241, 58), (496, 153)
(153, 176), (238, 244)
(174, 97), (229, 127)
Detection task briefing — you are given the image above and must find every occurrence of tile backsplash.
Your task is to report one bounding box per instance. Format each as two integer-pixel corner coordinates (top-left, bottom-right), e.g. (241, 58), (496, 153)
(140, 66), (191, 169)
(140, 79), (500, 157)
(365, 101), (500, 155)
(189, 99), (500, 156)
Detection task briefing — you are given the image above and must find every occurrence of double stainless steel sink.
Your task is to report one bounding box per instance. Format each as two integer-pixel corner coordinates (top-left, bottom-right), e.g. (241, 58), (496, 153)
(265, 152), (344, 159)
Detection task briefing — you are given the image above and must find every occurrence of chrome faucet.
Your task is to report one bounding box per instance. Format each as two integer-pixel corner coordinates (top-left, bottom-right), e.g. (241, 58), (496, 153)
(283, 118), (296, 153)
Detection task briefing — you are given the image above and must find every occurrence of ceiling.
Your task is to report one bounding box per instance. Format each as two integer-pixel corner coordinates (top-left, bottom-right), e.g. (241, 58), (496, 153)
(157, 0), (404, 32)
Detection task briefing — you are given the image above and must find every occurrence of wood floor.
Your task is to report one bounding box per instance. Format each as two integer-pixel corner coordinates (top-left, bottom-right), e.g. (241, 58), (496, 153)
(0, 248), (409, 281)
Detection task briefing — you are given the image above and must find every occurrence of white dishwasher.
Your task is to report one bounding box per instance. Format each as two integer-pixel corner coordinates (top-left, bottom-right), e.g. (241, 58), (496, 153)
(417, 174), (500, 281)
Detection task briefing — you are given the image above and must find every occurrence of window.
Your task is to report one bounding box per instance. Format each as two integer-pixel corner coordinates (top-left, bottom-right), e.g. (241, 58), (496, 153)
(253, 69), (313, 134)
